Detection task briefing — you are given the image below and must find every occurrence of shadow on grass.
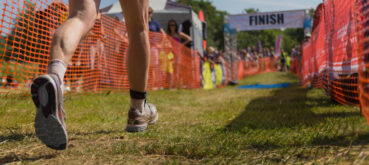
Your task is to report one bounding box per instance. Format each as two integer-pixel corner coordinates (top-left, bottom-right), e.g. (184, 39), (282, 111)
(225, 82), (364, 147)
(226, 83), (361, 130)
(0, 153), (56, 164)
(0, 129), (122, 163)
(0, 133), (34, 142)
(70, 129), (124, 137)
(0, 133), (57, 164)
(310, 132), (369, 146)
(226, 83), (328, 130)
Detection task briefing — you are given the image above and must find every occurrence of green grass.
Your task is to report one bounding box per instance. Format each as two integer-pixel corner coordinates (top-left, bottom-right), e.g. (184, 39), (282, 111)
(1, 72), (369, 164)
(0, 61), (38, 83)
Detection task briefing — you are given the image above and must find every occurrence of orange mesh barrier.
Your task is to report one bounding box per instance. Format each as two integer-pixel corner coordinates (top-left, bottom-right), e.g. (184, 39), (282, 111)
(0, 0), (204, 94)
(301, 0), (360, 106)
(228, 57), (277, 82)
(0, 0), (284, 95)
(357, 0), (369, 123)
(242, 57), (277, 78)
(290, 58), (299, 75)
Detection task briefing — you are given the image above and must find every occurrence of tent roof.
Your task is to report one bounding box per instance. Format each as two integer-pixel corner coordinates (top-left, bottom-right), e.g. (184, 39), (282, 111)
(100, 0), (169, 15)
(165, 0), (191, 10)
(100, 0), (193, 15)
(100, 1), (121, 14)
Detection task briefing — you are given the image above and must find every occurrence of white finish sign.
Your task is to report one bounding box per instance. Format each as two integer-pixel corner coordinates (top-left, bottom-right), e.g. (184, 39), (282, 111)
(228, 10), (306, 31)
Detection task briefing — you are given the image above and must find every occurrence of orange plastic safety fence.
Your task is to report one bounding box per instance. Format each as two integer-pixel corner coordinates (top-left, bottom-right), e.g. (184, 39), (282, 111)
(301, 0), (360, 106)
(241, 57), (277, 78)
(228, 57), (277, 82)
(0, 0), (278, 95)
(0, 0), (204, 94)
(290, 58), (299, 75)
(357, 0), (369, 122)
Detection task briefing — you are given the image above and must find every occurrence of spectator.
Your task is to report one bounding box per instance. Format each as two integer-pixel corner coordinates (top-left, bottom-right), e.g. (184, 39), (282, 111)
(270, 47), (275, 58)
(269, 47), (276, 69)
(205, 46), (217, 87)
(148, 7), (165, 89)
(214, 51), (226, 86)
(167, 19), (192, 88)
(206, 46), (217, 63)
(167, 19), (191, 45)
(149, 7), (165, 34)
(180, 19), (193, 48)
(215, 50), (226, 65)
(280, 49), (287, 72)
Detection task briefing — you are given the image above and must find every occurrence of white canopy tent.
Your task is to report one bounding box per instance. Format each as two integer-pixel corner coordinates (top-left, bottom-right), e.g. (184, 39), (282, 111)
(100, 0), (167, 21)
(100, 0), (204, 55)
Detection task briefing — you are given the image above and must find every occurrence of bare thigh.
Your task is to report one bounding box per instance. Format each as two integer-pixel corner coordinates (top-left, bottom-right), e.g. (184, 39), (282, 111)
(49, 0), (101, 63)
(119, 0), (149, 35)
(68, 0), (101, 28)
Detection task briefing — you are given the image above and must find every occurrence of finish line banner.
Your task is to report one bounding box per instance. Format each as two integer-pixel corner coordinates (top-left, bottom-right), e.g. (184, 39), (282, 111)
(228, 10), (306, 31)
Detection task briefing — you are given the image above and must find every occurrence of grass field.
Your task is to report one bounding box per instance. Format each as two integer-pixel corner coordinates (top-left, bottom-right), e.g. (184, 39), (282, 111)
(0, 61), (38, 83)
(1, 72), (369, 164)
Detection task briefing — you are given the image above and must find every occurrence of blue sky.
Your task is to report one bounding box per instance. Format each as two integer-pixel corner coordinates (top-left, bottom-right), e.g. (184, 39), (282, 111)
(211, 0), (323, 14)
(101, 0), (323, 14)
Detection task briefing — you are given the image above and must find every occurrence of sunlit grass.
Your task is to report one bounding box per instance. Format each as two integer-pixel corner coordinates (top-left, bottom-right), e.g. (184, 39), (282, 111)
(1, 72), (368, 164)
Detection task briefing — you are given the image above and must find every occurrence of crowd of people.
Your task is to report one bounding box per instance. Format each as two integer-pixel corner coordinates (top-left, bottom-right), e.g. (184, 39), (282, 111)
(236, 45), (302, 72)
(238, 47), (275, 61)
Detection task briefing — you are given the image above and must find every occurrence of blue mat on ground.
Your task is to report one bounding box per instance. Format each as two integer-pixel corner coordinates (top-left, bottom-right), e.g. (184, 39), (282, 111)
(237, 83), (290, 89)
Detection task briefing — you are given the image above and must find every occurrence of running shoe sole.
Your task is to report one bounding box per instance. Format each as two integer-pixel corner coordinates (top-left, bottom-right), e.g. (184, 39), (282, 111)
(31, 75), (67, 150)
(125, 114), (158, 132)
(126, 104), (158, 133)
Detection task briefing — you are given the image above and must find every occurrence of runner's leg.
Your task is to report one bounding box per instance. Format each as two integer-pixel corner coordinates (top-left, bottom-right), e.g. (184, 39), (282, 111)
(120, 0), (158, 132)
(120, 0), (150, 111)
(32, 0), (101, 150)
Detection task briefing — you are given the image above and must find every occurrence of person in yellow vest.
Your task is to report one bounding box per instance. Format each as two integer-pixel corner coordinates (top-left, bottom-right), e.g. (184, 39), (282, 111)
(286, 55), (291, 71)
(214, 50), (226, 86)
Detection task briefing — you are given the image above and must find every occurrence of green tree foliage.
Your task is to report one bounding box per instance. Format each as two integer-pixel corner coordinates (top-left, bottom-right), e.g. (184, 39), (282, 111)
(2, 1), (38, 62)
(0, 37), (10, 61)
(244, 8), (259, 14)
(282, 28), (304, 52)
(237, 8), (305, 53)
(237, 29), (281, 50)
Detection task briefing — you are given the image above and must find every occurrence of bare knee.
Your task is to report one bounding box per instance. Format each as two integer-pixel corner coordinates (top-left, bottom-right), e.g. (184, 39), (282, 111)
(126, 21), (149, 43)
(68, 5), (98, 31)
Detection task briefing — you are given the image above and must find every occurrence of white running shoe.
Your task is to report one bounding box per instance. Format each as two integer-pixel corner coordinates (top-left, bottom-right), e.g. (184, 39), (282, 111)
(126, 103), (158, 132)
(31, 74), (67, 150)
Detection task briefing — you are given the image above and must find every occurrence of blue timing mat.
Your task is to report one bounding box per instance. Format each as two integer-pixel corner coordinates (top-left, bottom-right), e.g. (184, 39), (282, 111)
(237, 83), (290, 89)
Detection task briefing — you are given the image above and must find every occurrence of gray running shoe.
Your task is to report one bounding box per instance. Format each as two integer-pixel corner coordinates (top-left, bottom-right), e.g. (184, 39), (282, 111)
(31, 74), (67, 150)
(126, 103), (158, 132)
